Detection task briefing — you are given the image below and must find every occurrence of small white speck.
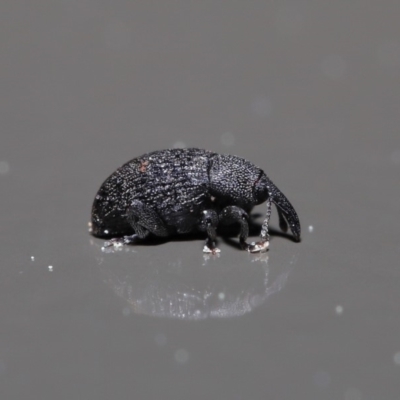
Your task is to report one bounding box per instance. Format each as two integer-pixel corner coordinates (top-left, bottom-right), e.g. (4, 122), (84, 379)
(308, 225), (314, 233)
(344, 387), (362, 400)
(48, 265), (53, 272)
(393, 352), (400, 365)
(335, 305), (343, 315)
(174, 349), (189, 364)
(155, 333), (167, 346)
(173, 141), (186, 149)
(220, 132), (235, 147)
(30, 256), (35, 261)
(0, 161), (10, 175)
(218, 292), (225, 300)
(104, 230), (109, 234)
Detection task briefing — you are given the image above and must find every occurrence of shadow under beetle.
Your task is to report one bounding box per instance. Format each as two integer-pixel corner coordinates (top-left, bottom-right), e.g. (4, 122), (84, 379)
(90, 148), (301, 253)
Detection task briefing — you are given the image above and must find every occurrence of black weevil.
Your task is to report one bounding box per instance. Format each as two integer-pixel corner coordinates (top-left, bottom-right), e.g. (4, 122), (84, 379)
(90, 148), (301, 253)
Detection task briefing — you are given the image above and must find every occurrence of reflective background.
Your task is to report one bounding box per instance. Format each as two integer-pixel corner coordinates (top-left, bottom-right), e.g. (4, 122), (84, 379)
(1, 1), (400, 399)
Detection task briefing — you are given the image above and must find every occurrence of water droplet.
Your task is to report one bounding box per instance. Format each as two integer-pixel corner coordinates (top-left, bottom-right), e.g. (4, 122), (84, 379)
(335, 305), (343, 315)
(308, 225), (314, 233)
(174, 349), (189, 364)
(48, 265), (53, 272)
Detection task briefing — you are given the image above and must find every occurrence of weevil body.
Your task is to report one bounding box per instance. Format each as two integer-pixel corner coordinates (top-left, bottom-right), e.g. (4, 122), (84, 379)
(91, 148), (301, 253)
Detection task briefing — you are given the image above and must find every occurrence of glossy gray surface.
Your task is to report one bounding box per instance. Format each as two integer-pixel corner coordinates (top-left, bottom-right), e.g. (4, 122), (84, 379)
(1, 2), (400, 399)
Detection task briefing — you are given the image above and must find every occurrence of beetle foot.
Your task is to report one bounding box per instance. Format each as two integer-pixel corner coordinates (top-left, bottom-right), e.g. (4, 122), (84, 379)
(240, 240), (251, 251)
(247, 240), (269, 253)
(103, 234), (138, 248)
(203, 245), (221, 255)
(103, 238), (123, 248)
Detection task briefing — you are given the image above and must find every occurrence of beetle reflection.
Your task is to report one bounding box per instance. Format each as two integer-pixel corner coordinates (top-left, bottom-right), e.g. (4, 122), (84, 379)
(92, 241), (294, 320)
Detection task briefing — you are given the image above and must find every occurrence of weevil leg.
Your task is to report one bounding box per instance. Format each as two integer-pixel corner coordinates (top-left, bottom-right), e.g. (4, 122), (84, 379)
(248, 199), (272, 253)
(127, 199), (170, 237)
(219, 205), (251, 251)
(200, 209), (220, 254)
(104, 200), (169, 248)
(103, 234), (140, 248)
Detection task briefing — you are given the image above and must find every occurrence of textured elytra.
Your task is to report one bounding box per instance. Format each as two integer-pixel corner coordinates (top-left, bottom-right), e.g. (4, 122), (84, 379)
(91, 148), (301, 253)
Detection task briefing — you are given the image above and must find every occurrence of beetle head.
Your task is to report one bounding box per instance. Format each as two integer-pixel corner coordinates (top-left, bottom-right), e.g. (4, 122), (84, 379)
(253, 173), (272, 204)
